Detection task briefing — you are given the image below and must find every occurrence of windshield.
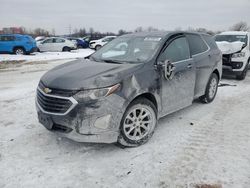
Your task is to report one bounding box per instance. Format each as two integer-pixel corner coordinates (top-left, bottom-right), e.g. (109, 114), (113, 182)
(215, 35), (248, 46)
(90, 36), (162, 64)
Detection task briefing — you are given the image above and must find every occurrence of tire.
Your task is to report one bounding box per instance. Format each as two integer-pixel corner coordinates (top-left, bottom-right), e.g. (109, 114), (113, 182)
(236, 61), (249, 80)
(95, 45), (102, 51)
(77, 44), (82, 49)
(62, 47), (71, 52)
(200, 73), (219, 103)
(14, 47), (25, 55)
(117, 98), (157, 147)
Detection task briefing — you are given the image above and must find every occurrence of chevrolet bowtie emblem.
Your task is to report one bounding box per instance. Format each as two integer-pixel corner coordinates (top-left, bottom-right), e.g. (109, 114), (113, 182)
(44, 88), (52, 94)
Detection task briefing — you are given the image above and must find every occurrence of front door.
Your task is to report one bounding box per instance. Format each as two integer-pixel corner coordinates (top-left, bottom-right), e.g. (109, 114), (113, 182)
(158, 35), (196, 115)
(40, 38), (54, 52)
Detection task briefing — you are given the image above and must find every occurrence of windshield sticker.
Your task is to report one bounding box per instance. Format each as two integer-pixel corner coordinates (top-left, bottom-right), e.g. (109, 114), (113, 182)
(144, 37), (162, 42)
(236, 36), (246, 39)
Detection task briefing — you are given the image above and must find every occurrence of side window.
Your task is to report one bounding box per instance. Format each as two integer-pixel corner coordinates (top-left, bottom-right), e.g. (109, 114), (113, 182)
(159, 37), (190, 62)
(103, 37), (114, 42)
(186, 34), (208, 55)
(54, 38), (65, 43)
(0, 36), (15, 41)
(43, 38), (53, 43)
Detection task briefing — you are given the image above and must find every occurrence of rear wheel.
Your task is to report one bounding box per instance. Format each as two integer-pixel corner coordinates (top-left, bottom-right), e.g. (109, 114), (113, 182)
(62, 47), (71, 52)
(117, 98), (157, 147)
(77, 44), (82, 49)
(14, 47), (25, 55)
(200, 73), (219, 103)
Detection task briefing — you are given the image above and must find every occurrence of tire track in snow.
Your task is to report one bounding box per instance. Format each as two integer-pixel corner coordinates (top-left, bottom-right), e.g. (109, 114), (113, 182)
(157, 89), (250, 188)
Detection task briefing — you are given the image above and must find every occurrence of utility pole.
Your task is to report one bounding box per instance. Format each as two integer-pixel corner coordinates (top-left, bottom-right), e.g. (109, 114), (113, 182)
(68, 24), (72, 36)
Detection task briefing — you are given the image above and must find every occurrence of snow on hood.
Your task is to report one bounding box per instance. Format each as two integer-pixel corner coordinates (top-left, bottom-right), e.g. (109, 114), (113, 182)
(216, 41), (244, 55)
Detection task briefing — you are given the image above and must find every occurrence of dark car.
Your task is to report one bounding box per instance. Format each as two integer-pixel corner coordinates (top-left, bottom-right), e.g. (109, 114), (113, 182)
(67, 37), (89, 48)
(0, 34), (37, 55)
(36, 31), (222, 147)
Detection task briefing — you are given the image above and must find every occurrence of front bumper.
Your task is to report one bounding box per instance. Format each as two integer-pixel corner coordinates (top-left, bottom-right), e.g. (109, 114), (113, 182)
(28, 47), (38, 53)
(36, 88), (125, 143)
(222, 65), (243, 76)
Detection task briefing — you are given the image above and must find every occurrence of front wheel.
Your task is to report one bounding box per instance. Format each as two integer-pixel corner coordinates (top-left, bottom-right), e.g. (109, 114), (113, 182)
(117, 98), (157, 147)
(200, 73), (219, 103)
(95, 45), (102, 51)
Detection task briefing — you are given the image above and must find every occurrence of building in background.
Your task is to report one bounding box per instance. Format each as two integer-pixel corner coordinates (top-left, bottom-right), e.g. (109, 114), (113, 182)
(0, 27), (24, 34)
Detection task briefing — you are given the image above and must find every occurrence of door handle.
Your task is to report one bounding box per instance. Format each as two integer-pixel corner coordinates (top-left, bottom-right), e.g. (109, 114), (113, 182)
(187, 64), (192, 69)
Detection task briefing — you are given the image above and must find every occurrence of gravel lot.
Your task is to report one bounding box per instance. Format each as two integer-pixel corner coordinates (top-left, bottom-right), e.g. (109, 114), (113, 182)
(0, 52), (250, 188)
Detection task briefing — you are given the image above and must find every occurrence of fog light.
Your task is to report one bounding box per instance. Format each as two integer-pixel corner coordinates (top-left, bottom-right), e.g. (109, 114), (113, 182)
(94, 115), (111, 129)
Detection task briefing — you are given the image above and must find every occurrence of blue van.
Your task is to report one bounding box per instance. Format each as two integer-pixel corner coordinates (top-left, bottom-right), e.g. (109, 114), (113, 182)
(0, 34), (37, 55)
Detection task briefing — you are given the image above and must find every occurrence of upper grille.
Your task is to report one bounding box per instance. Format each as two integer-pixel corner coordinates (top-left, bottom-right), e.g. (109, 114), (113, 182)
(38, 81), (78, 97)
(37, 88), (74, 114)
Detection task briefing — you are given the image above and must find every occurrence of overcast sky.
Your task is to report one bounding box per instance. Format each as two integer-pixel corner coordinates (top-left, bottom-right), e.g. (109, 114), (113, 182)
(1, 0), (250, 35)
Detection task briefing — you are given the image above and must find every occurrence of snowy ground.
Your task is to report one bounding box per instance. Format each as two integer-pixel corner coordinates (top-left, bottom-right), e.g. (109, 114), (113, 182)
(0, 55), (250, 188)
(0, 49), (94, 62)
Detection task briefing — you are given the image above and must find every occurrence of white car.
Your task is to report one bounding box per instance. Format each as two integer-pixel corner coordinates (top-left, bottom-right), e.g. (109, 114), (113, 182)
(37, 37), (77, 52)
(35, 36), (46, 42)
(89, 36), (116, 50)
(215, 31), (250, 80)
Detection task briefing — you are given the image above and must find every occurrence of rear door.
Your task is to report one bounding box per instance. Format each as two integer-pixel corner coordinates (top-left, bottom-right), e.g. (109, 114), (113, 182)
(53, 38), (66, 51)
(159, 35), (196, 115)
(186, 34), (211, 98)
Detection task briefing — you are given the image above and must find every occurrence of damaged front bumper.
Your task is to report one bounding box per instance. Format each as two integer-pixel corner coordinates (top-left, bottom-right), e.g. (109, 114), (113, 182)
(36, 87), (125, 143)
(222, 54), (245, 75)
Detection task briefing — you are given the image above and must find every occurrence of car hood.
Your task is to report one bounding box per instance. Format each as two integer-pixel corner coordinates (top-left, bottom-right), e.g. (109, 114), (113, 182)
(40, 59), (143, 90)
(216, 41), (245, 55)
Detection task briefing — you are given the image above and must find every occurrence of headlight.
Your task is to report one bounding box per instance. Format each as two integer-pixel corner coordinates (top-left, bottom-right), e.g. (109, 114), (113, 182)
(232, 52), (245, 58)
(74, 83), (120, 101)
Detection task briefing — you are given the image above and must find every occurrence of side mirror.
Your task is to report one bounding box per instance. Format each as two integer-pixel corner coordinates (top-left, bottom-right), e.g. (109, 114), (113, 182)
(164, 60), (176, 80)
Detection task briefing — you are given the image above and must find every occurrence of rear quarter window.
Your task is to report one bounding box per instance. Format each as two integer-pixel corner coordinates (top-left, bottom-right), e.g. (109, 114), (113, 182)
(203, 35), (218, 49)
(186, 34), (208, 55)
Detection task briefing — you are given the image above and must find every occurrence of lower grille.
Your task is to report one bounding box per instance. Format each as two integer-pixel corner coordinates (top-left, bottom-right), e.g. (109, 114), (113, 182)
(52, 124), (73, 133)
(37, 88), (77, 114)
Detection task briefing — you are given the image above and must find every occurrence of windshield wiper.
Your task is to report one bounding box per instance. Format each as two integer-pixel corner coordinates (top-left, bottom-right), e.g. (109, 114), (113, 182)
(102, 59), (123, 64)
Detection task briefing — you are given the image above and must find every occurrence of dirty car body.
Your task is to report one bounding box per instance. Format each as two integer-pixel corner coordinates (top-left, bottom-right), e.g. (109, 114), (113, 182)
(36, 31), (222, 146)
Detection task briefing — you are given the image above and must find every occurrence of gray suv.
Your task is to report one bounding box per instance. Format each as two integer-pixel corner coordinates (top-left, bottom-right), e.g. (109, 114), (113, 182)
(36, 31), (222, 147)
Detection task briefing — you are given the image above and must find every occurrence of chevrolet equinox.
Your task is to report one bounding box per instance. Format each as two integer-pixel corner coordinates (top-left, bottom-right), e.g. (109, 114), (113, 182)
(36, 31), (222, 147)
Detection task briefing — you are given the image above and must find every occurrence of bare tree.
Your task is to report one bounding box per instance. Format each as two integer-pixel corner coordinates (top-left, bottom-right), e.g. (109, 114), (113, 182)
(230, 21), (249, 31)
(134, 26), (143, 32)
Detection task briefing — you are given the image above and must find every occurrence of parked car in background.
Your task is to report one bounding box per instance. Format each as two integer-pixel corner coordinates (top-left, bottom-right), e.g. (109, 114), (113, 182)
(82, 36), (91, 43)
(215, 31), (250, 80)
(0, 34), (37, 55)
(37, 37), (77, 52)
(36, 31), (222, 147)
(89, 36), (117, 50)
(35, 36), (46, 42)
(66, 37), (89, 48)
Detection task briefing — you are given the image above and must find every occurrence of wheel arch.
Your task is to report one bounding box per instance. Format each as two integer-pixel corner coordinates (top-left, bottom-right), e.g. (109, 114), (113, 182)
(13, 46), (26, 53)
(128, 92), (158, 112)
(212, 69), (220, 80)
